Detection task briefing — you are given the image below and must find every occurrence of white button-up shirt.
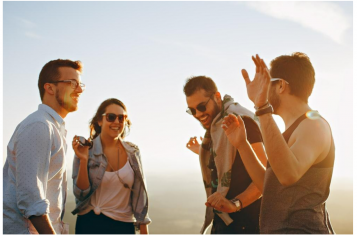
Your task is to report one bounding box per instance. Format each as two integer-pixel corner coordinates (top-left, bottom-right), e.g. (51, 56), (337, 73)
(3, 104), (68, 234)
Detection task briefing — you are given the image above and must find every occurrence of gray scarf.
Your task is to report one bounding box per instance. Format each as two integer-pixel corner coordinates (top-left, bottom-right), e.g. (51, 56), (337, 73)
(199, 94), (259, 234)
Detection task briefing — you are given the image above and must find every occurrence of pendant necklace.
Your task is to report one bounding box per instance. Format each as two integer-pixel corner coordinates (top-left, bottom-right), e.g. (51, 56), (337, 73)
(106, 143), (131, 190)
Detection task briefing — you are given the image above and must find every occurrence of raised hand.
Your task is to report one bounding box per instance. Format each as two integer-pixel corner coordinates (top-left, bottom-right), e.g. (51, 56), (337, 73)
(72, 135), (90, 161)
(242, 54), (271, 107)
(222, 114), (248, 149)
(205, 192), (236, 213)
(186, 136), (202, 155)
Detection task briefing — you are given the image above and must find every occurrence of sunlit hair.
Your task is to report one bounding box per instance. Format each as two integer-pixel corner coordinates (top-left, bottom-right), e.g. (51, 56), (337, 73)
(38, 59), (83, 101)
(270, 52), (315, 103)
(89, 98), (132, 140)
(183, 75), (218, 97)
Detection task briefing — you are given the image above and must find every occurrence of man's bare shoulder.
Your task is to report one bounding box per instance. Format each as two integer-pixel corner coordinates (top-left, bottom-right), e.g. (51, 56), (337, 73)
(289, 116), (332, 156)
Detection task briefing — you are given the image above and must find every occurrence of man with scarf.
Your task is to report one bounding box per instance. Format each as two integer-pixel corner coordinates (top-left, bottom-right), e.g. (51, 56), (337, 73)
(184, 76), (267, 234)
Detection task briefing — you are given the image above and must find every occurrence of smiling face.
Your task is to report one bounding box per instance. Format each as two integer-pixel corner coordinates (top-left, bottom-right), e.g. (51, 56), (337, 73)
(54, 67), (83, 114)
(98, 104), (127, 139)
(186, 89), (221, 129)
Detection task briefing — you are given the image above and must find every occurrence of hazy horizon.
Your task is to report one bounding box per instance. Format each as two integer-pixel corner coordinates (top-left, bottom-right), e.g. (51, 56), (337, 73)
(3, 1), (353, 234)
(63, 171), (353, 234)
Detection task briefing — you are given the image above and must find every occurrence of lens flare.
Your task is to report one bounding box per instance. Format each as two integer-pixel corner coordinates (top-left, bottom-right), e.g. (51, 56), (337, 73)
(305, 110), (321, 120)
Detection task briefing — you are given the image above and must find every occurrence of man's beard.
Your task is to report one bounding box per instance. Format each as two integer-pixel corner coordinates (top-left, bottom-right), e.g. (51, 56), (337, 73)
(200, 101), (221, 130)
(56, 89), (77, 112)
(268, 88), (281, 113)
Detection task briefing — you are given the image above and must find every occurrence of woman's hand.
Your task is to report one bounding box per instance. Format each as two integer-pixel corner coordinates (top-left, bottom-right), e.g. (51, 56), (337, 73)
(186, 136), (202, 155)
(72, 135), (90, 162)
(140, 224), (149, 234)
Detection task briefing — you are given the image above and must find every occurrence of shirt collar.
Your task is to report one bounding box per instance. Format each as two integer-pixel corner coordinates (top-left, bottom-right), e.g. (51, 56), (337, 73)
(38, 104), (65, 126)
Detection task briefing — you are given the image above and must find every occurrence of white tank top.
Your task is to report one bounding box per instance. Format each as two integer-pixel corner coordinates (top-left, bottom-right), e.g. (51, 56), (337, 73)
(78, 159), (135, 222)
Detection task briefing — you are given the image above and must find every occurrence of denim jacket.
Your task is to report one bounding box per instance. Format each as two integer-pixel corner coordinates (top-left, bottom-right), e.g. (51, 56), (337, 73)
(71, 135), (151, 227)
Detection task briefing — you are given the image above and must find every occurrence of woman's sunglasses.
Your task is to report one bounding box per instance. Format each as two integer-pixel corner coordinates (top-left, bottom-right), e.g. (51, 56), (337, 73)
(102, 113), (127, 123)
(186, 96), (212, 116)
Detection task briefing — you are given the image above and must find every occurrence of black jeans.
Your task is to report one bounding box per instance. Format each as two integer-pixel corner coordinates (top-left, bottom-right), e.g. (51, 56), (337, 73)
(75, 210), (135, 234)
(211, 210), (260, 234)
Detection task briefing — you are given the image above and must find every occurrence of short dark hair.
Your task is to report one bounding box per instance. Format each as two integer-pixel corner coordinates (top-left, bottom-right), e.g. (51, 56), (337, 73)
(38, 59), (83, 101)
(183, 75), (218, 97)
(89, 98), (132, 140)
(270, 52), (315, 103)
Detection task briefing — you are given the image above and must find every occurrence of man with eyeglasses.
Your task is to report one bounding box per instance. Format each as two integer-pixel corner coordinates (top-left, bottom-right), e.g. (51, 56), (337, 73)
(3, 59), (85, 234)
(184, 76), (267, 234)
(210, 53), (335, 233)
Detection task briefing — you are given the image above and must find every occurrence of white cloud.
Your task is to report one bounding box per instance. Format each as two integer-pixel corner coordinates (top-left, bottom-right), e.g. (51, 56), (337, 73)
(24, 31), (41, 39)
(245, 1), (351, 44)
(18, 18), (37, 29)
(17, 17), (41, 39)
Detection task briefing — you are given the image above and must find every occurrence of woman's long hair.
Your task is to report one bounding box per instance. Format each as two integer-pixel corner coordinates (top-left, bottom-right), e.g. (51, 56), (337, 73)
(89, 98), (132, 140)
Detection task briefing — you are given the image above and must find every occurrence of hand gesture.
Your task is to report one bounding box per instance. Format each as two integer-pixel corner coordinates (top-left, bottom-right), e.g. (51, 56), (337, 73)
(222, 114), (247, 149)
(242, 54), (271, 107)
(205, 192), (236, 213)
(186, 136), (202, 155)
(72, 135), (90, 162)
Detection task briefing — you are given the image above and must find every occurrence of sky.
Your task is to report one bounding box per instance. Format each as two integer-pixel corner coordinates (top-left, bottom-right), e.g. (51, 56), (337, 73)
(3, 1), (353, 181)
(2, 1), (354, 233)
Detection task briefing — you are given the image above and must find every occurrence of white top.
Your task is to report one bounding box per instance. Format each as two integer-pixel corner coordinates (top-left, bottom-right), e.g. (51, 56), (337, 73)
(79, 159), (136, 222)
(3, 104), (68, 234)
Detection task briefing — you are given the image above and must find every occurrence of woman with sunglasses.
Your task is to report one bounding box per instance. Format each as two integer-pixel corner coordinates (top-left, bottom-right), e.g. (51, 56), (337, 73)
(71, 98), (151, 234)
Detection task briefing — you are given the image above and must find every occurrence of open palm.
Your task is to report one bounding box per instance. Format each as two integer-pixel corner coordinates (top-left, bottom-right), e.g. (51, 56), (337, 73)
(222, 114), (247, 149)
(242, 54), (271, 107)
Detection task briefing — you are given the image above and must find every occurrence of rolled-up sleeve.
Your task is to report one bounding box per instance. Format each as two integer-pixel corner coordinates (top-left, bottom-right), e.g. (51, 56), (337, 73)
(72, 155), (91, 201)
(15, 122), (51, 218)
(135, 149), (152, 225)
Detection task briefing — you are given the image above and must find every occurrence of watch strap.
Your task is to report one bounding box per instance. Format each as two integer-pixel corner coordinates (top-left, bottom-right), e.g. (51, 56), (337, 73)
(230, 198), (242, 212)
(255, 105), (274, 116)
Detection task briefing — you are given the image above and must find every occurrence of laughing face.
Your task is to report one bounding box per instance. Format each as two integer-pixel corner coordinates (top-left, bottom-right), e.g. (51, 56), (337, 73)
(186, 89), (221, 129)
(98, 104), (127, 139)
(54, 67), (83, 114)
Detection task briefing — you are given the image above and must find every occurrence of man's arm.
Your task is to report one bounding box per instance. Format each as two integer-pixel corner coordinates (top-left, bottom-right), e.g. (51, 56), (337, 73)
(223, 114), (267, 192)
(16, 122), (54, 233)
(242, 54), (331, 186)
(29, 215), (55, 234)
(206, 142), (267, 212)
(258, 114), (330, 186)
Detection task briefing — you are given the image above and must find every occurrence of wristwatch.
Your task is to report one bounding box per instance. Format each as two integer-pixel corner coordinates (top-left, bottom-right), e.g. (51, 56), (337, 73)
(230, 198), (242, 212)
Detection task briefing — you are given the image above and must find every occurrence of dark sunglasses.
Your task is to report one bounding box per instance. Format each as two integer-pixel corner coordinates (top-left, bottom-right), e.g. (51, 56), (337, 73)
(77, 136), (93, 149)
(102, 113), (127, 123)
(186, 96), (212, 116)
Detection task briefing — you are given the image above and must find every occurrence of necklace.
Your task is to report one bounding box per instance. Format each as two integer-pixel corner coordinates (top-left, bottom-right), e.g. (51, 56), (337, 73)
(106, 145), (131, 190)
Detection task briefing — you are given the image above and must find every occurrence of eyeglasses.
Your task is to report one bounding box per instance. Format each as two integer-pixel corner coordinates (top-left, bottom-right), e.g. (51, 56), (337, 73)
(102, 113), (127, 123)
(270, 78), (289, 84)
(49, 79), (86, 90)
(186, 96), (212, 116)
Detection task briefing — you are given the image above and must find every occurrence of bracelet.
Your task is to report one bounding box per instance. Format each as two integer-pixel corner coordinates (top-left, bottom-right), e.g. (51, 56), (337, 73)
(255, 105), (274, 116)
(254, 101), (269, 110)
